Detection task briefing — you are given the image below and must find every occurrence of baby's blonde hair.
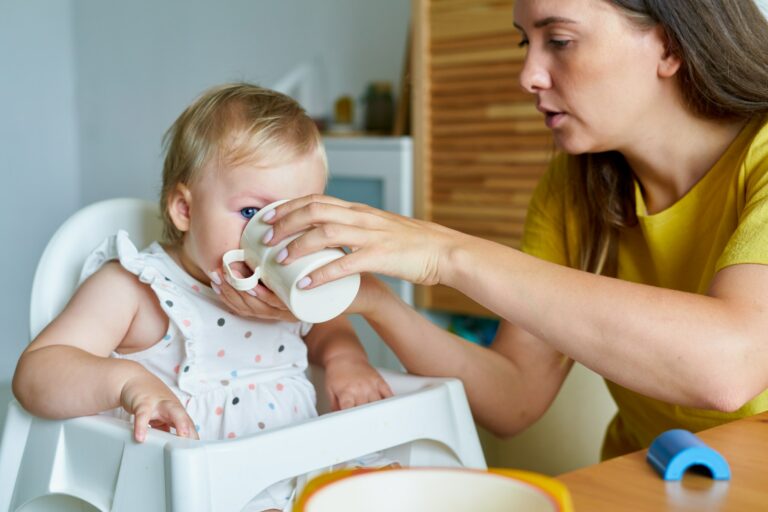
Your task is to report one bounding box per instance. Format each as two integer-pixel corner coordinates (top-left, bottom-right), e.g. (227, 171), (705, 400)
(160, 82), (326, 244)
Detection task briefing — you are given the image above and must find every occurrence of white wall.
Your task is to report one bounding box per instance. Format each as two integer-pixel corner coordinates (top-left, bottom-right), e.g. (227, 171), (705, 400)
(72, 0), (409, 206)
(0, 0), (80, 406)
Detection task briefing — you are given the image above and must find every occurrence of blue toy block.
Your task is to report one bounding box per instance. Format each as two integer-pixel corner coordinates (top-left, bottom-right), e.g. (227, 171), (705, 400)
(646, 429), (731, 481)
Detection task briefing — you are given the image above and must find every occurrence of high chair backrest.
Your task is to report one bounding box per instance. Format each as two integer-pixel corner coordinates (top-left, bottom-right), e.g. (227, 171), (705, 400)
(29, 198), (162, 339)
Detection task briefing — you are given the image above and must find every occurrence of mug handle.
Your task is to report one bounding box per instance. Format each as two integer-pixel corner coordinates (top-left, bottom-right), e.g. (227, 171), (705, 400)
(222, 249), (261, 291)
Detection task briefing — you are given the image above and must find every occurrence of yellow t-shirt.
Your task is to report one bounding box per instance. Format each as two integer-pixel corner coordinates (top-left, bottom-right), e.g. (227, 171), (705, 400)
(521, 115), (768, 459)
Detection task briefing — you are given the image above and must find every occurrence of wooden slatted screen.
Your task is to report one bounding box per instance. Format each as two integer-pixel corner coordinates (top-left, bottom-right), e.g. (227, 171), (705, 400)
(413, 0), (553, 316)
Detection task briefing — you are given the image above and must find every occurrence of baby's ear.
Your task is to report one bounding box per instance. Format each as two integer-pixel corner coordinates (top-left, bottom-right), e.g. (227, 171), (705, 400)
(167, 184), (192, 233)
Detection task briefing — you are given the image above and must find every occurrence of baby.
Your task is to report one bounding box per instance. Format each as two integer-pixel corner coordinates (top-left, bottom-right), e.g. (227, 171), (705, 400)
(13, 83), (393, 511)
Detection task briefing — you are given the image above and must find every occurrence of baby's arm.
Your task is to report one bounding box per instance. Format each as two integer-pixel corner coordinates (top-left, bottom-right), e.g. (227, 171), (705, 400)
(304, 317), (393, 410)
(12, 262), (197, 442)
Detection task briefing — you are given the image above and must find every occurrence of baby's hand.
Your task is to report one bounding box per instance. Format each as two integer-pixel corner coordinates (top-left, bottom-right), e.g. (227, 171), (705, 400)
(209, 270), (298, 322)
(120, 373), (199, 443)
(323, 355), (393, 411)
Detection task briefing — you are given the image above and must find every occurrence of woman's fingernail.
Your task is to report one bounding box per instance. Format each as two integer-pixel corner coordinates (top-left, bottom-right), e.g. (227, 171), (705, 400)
(246, 289), (258, 297)
(262, 228), (273, 244)
(275, 248), (288, 263)
(262, 209), (276, 222)
(208, 271), (222, 285)
(211, 283), (221, 295)
(297, 276), (312, 289)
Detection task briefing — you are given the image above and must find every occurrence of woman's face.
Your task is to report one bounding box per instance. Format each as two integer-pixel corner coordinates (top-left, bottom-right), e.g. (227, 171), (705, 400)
(513, 0), (672, 154)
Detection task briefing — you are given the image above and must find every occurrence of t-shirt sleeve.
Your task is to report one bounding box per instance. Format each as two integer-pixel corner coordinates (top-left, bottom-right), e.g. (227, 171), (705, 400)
(521, 153), (571, 267)
(716, 141), (768, 270)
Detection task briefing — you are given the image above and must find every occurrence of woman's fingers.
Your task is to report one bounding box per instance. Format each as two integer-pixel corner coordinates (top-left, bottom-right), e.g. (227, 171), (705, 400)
(262, 193), (457, 286)
(280, 222), (371, 265)
(264, 194), (449, 286)
(299, 254), (361, 289)
(252, 284), (290, 312)
(267, 199), (376, 248)
(269, 194), (354, 225)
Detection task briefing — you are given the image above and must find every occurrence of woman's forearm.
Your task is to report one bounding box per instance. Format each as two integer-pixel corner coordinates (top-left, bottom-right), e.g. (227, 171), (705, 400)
(361, 279), (568, 435)
(443, 236), (763, 411)
(13, 345), (147, 418)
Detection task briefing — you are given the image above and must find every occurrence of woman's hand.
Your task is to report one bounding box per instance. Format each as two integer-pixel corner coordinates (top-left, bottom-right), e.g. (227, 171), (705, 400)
(262, 195), (463, 288)
(120, 373), (199, 443)
(209, 269), (298, 322)
(323, 354), (394, 411)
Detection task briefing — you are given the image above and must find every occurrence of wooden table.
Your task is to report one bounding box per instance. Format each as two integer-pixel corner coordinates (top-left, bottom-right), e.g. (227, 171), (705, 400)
(557, 412), (768, 510)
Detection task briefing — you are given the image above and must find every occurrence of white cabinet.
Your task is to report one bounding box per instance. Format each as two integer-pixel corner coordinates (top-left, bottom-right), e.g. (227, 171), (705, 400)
(323, 136), (413, 370)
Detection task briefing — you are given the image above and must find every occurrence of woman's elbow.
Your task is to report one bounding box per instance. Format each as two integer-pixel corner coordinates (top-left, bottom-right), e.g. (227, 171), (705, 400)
(485, 424), (525, 440)
(700, 378), (762, 413)
(478, 406), (547, 439)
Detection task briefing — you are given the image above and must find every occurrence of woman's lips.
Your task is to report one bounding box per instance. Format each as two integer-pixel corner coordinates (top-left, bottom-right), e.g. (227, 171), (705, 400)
(545, 112), (566, 129)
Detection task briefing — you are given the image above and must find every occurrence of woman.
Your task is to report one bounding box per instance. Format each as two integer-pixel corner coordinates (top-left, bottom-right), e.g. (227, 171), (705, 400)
(261, 0), (768, 459)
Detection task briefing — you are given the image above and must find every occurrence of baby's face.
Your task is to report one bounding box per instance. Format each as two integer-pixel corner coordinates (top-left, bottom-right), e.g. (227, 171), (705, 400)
(178, 151), (327, 283)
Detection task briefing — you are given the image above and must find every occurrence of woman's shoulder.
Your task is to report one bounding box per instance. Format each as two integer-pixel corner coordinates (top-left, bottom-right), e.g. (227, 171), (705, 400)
(737, 114), (768, 190)
(745, 114), (768, 163)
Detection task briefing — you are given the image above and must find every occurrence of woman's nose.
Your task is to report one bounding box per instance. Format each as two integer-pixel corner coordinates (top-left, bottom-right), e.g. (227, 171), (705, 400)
(519, 52), (552, 93)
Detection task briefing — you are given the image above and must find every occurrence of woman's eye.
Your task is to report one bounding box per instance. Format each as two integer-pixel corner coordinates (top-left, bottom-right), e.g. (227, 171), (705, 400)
(240, 207), (259, 219)
(517, 38), (529, 48)
(549, 39), (571, 48)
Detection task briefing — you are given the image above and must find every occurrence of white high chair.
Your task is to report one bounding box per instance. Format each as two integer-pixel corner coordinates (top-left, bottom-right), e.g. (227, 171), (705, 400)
(0, 198), (486, 512)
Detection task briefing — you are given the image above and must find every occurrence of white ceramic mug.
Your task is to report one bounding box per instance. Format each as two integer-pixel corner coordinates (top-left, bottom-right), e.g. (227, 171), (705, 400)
(222, 199), (360, 323)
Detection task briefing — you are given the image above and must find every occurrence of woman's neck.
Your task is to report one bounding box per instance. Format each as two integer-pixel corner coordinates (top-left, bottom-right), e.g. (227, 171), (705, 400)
(619, 112), (747, 214)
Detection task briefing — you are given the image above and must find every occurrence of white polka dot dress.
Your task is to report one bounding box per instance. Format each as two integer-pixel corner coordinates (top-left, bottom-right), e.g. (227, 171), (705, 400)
(81, 231), (317, 510)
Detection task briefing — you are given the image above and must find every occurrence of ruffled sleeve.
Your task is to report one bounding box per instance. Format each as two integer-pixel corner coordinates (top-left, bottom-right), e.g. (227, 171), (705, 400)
(79, 230), (145, 284)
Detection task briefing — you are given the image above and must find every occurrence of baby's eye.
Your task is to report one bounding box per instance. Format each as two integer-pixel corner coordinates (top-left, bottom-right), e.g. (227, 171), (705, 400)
(240, 207), (260, 219)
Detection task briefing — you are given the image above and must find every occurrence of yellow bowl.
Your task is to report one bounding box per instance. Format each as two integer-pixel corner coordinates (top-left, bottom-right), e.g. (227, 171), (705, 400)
(295, 467), (573, 512)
